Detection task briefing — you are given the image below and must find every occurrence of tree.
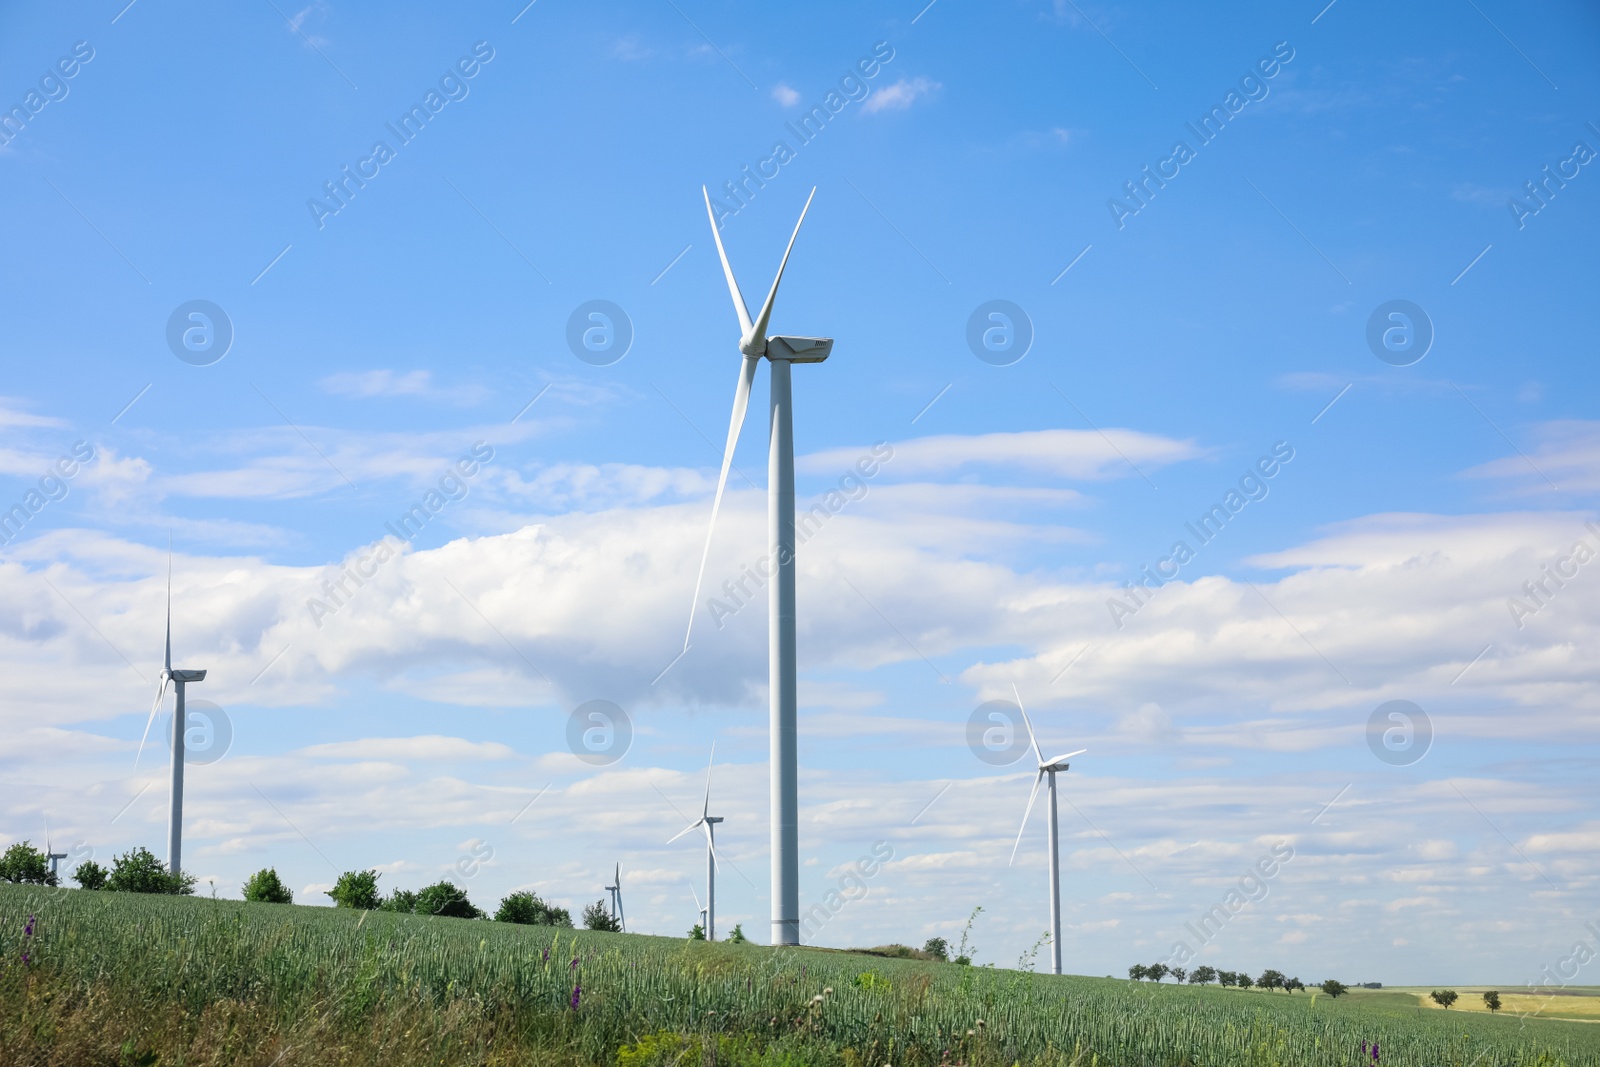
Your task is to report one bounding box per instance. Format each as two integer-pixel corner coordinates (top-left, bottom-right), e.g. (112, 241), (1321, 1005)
(1320, 979), (1348, 998)
(1170, 966), (1188, 984)
(581, 899), (621, 931)
(1128, 964), (1148, 981)
(1236, 973), (1253, 990)
(688, 923), (706, 940)
(497, 891), (572, 927)
(327, 870), (381, 910)
(1258, 969), (1287, 992)
(1430, 989), (1459, 1010)
(1286, 977), (1305, 993)
(73, 860), (107, 891)
(1191, 965), (1218, 985)
(923, 937), (949, 962)
(1483, 990), (1501, 1012)
(0, 841), (55, 886)
(381, 888), (419, 914)
(415, 881), (482, 919)
(728, 924), (747, 943)
(1146, 963), (1170, 983)
(106, 847), (194, 895)
(242, 867), (293, 904)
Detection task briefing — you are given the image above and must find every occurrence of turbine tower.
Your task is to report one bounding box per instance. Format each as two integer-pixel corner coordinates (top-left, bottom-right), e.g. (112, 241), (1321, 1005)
(1008, 684), (1086, 976)
(605, 862), (626, 932)
(668, 744), (723, 941)
(684, 188), (832, 946)
(137, 553), (207, 877)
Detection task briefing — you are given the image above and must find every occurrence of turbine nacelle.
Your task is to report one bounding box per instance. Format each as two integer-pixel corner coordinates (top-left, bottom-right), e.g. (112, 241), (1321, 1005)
(767, 335), (833, 362)
(171, 669), (207, 683)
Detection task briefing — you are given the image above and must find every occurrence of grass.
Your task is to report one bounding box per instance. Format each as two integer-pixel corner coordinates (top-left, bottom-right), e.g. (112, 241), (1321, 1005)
(1381, 986), (1600, 1024)
(4, 883), (1599, 1067)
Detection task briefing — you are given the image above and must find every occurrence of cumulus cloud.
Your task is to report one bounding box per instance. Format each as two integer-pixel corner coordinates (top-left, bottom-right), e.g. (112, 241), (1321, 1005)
(771, 84), (800, 106)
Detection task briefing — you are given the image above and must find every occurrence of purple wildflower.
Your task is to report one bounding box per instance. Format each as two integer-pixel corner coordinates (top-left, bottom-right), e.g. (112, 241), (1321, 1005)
(571, 957), (579, 970)
(542, 947), (550, 962)
(23, 915), (35, 938)
(570, 983), (582, 1010)
(1372, 1042), (1380, 1063)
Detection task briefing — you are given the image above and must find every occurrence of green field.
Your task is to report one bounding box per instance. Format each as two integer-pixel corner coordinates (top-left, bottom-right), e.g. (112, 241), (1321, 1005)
(3, 884), (1596, 1067)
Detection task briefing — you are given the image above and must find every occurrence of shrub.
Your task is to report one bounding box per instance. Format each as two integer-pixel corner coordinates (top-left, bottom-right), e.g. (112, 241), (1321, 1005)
(414, 881), (482, 919)
(381, 889), (419, 914)
(0, 842), (55, 886)
(72, 860), (107, 891)
(242, 868), (293, 904)
(106, 848), (194, 895)
(727, 923), (747, 943)
(923, 937), (949, 962)
(498, 891), (573, 927)
(327, 870), (381, 910)
(581, 899), (620, 931)
(688, 923), (706, 940)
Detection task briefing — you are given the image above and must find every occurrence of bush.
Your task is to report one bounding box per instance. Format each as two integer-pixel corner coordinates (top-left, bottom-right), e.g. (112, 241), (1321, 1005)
(728, 923), (747, 943)
(415, 881), (482, 919)
(688, 923), (706, 940)
(105, 847), (194, 895)
(582, 899), (621, 931)
(242, 868), (293, 904)
(327, 870), (381, 910)
(0, 842), (55, 886)
(497, 891), (573, 927)
(923, 937), (949, 962)
(73, 860), (107, 891)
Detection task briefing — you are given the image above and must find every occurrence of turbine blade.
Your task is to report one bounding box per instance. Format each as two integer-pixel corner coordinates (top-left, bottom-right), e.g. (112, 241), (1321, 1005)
(682, 355), (759, 651)
(704, 186), (753, 338)
(135, 677), (168, 767)
(689, 882), (702, 912)
(164, 542), (173, 674)
(744, 187), (815, 352)
(1009, 769), (1045, 866)
(1013, 683), (1044, 766)
(1046, 748), (1087, 766)
(702, 741), (715, 819)
(668, 819), (704, 845)
(702, 822), (720, 871)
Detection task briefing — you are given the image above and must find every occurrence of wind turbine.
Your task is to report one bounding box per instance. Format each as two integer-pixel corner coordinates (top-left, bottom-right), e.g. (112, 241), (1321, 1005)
(136, 551), (207, 877)
(1008, 684), (1086, 976)
(683, 188), (832, 947)
(605, 862), (626, 932)
(689, 882), (708, 938)
(668, 743), (723, 941)
(43, 818), (67, 881)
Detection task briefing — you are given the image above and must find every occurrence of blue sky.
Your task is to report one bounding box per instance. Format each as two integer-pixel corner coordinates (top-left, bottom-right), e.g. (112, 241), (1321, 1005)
(2, 0), (1598, 984)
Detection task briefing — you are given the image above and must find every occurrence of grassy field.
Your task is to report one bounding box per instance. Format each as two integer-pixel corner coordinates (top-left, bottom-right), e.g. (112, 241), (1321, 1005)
(3, 884), (1598, 1067)
(1380, 986), (1600, 1024)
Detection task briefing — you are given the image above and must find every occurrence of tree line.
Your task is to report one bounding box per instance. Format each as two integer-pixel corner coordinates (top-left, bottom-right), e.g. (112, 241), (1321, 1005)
(1128, 962), (1350, 997)
(1, 841), (623, 932)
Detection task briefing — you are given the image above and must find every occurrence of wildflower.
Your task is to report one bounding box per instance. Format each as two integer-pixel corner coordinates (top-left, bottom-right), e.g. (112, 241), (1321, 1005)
(542, 948), (550, 962)
(23, 916), (35, 938)
(571, 957), (579, 969)
(570, 983), (582, 1010)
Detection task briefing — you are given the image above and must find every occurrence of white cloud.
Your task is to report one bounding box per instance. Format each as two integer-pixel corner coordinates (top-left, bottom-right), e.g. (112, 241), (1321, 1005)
(803, 429), (1203, 481)
(772, 84), (800, 106)
(862, 77), (940, 115)
(320, 369), (489, 406)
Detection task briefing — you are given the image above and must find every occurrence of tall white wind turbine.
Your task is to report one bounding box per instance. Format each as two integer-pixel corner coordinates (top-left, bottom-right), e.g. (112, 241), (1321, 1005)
(668, 743), (723, 940)
(136, 552), (207, 877)
(605, 862), (626, 932)
(1008, 684), (1086, 976)
(684, 188), (832, 946)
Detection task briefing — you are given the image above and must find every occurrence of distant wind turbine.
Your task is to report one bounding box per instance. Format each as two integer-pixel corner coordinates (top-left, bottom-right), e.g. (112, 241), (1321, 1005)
(44, 817), (67, 881)
(605, 862), (626, 932)
(683, 188), (832, 947)
(689, 882), (708, 938)
(136, 550), (207, 877)
(1008, 684), (1086, 976)
(668, 743), (723, 941)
